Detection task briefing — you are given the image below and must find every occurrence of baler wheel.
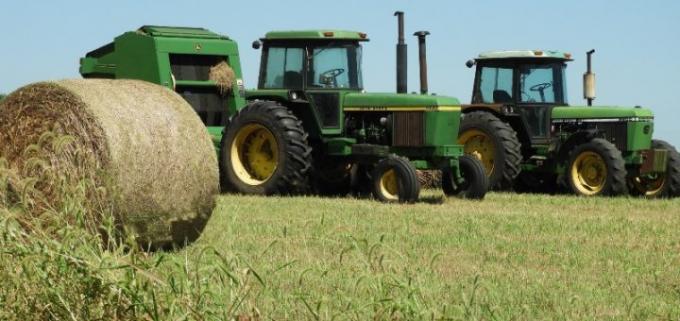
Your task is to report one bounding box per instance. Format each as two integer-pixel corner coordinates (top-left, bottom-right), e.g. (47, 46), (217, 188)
(442, 155), (489, 200)
(630, 139), (680, 198)
(566, 138), (628, 196)
(371, 155), (420, 203)
(220, 101), (311, 195)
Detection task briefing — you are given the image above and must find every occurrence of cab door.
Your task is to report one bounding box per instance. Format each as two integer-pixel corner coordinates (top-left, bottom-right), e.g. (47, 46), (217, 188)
(304, 45), (360, 135)
(516, 64), (562, 144)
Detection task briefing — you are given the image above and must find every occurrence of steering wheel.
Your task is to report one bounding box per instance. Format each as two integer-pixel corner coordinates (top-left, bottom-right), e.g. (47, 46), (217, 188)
(319, 68), (345, 87)
(530, 82), (552, 92)
(320, 68), (345, 78)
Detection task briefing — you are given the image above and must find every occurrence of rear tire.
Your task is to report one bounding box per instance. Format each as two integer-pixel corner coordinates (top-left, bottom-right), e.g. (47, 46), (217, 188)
(629, 139), (680, 198)
(459, 111), (522, 190)
(220, 101), (312, 195)
(371, 155), (420, 203)
(566, 138), (628, 196)
(442, 155), (488, 200)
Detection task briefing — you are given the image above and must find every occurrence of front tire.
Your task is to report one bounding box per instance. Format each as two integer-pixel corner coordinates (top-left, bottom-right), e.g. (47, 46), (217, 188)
(442, 155), (488, 200)
(458, 111), (522, 190)
(629, 139), (680, 198)
(371, 156), (420, 203)
(566, 138), (628, 196)
(220, 101), (312, 195)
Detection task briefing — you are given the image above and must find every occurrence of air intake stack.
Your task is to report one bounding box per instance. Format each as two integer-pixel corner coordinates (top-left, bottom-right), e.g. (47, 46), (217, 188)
(584, 49), (596, 106)
(394, 11), (407, 94)
(414, 31), (430, 95)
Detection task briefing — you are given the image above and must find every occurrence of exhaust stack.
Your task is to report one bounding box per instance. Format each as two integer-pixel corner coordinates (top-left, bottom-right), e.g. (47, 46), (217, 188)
(584, 49), (596, 106)
(394, 11), (407, 94)
(414, 31), (431, 95)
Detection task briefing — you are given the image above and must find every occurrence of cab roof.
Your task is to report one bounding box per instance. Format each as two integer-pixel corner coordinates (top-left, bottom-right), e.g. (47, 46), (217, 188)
(477, 50), (572, 61)
(263, 30), (369, 41)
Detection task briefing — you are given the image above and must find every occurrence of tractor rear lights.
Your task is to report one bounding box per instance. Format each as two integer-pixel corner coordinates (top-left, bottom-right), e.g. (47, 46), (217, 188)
(358, 32), (368, 39)
(533, 50), (544, 56)
(323, 32), (334, 37)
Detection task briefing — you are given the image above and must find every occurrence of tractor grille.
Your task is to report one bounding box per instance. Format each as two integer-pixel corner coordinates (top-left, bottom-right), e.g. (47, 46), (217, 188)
(392, 112), (424, 146)
(597, 122), (628, 151)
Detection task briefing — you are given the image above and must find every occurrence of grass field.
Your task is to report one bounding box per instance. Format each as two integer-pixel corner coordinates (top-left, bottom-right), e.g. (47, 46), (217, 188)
(176, 192), (680, 320)
(3, 191), (680, 320)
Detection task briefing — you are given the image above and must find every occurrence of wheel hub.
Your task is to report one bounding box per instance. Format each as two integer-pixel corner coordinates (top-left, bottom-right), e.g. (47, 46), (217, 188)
(571, 151), (607, 195)
(379, 169), (399, 200)
(231, 123), (279, 185)
(459, 129), (495, 176)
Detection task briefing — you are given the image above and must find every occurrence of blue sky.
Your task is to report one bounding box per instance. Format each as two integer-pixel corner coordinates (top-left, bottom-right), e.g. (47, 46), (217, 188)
(1, 0), (679, 145)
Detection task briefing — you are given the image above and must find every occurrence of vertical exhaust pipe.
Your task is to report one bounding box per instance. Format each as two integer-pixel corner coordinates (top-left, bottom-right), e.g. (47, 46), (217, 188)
(584, 49), (596, 106)
(394, 11), (407, 94)
(414, 31), (430, 95)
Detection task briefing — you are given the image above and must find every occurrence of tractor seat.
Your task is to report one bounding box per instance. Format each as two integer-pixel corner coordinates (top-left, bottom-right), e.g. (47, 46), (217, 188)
(493, 90), (513, 103)
(283, 71), (303, 88)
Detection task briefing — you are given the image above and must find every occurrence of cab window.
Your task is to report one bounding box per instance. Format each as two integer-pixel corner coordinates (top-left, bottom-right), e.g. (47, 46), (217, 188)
(519, 65), (557, 103)
(478, 66), (514, 104)
(263, 47), (304, 89)
(308, 45), (362, 89)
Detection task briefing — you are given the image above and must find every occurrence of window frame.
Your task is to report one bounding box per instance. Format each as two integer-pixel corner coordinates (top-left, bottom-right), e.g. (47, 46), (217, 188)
(258, 40), (364, 91)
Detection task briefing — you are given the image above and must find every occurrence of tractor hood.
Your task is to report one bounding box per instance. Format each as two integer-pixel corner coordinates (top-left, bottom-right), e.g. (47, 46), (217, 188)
(552, 106), (654, 120)
(343, 93), (460, 111)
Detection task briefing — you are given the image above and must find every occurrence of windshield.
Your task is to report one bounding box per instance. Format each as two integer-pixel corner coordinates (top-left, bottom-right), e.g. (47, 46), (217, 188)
(308, 43), (363, 89)
(519, 63), (566, 104)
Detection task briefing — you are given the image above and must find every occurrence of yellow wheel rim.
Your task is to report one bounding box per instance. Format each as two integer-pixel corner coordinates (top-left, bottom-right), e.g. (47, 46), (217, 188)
(230, 123), (279, 186)
(632, 174), (666, 196)
(379, 169), (399, 201)
(570, 151), (607, 195)
(458, 129), (495, 176)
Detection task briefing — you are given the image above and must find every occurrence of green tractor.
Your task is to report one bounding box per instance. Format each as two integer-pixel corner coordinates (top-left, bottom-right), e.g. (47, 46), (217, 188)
(80, 23), (488, 202)
(458, 49), (680, 197)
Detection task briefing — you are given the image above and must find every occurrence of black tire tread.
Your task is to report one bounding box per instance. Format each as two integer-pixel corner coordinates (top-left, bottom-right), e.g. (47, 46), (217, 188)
(442, 155), (488, 200)
(566, 138), (628, 196)
(220, 100), (312, 195)
(652, 139), (680, 198)
(371, 155), (420, 203)
(460, 111), (522, 190)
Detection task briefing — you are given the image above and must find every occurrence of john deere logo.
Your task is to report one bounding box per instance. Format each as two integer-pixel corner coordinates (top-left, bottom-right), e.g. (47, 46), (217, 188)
(195, 44), (203, 51)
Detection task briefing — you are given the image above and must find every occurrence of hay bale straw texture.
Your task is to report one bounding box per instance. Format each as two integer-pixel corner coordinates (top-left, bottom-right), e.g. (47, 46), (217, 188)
(0, 79), (219, 248)
(209, 61), (236, 95)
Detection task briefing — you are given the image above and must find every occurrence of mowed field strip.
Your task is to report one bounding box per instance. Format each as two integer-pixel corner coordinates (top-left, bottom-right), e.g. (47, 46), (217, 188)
(159, 192), (680, 320)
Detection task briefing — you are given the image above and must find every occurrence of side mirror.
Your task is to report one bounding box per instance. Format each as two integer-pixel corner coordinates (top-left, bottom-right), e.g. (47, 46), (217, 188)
(252, 40), (261, 50)
(465, 59), (475, 68)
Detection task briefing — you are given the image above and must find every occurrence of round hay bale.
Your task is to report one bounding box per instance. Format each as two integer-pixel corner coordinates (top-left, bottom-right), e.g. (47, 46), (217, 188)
(209, 61), (236, 95)
(0, 79), (219, 248)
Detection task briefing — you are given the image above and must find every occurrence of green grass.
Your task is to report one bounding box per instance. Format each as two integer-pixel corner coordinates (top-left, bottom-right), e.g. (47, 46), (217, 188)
(3, 191), (680, 320)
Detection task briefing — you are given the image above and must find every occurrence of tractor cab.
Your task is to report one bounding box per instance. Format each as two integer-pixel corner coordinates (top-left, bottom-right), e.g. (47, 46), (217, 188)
(256, 31), (366, 91)
(467, 50), (572, 144)
(248, 31), (368, 135)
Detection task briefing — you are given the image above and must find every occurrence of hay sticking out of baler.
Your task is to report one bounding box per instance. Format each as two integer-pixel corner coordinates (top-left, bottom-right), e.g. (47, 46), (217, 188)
(0, 79), (219, 249)
(209, 61), (236, 95)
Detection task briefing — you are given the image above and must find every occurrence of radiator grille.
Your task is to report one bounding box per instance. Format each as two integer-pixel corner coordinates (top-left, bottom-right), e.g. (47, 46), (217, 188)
(598, 122), (628, 151)
(392, 112), (424, 146)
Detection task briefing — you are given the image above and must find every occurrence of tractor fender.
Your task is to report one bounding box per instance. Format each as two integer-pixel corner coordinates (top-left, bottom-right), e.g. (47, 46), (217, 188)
(555, 130), (598, 163)
(461, 107), (531, 154)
